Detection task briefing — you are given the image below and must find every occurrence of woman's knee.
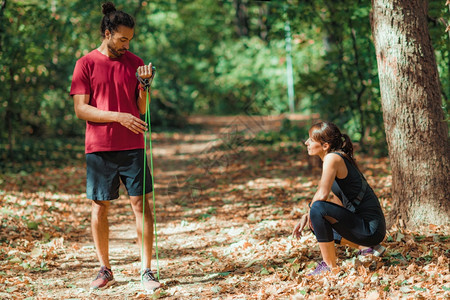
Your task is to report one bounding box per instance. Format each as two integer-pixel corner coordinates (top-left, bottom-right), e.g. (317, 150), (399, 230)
(309, 201), (329, 220)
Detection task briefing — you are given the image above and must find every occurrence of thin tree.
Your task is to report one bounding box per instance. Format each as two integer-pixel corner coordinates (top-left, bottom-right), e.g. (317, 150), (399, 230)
(371, 0), (450, 228)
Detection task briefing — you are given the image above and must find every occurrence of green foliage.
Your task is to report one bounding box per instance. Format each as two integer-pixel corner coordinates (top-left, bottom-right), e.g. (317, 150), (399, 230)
(428, 1), (450, 125)
(0, 0), (94, 163)
(0, 137), (84, 174)
(131, 0), (234, 126)
(255, 119), (308, 148)
(291, 1), (384, 151)
(212, 38), (288, 115)
(0, 0), (448, 165)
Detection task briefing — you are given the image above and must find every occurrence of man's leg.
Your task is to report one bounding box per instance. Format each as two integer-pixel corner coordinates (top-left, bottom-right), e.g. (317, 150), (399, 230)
(90, 200), (116, 289)
(120, 149), (160, 292)
(130, 193), (160, 292)
(91, 200), (111, 268)
(130, 193), (154, 269)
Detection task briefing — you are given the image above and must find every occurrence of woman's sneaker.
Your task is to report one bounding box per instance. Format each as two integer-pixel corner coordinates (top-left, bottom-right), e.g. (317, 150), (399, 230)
(373, 244), (386, 256)
(141, 268), (161, 293)
(357, 244), (386, 257)
(307, 261), (331, 276)
(90, 266), (116, 290)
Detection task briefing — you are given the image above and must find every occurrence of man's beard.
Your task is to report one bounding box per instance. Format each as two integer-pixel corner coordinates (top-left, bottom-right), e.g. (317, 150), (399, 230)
(107, 42), (126, 58)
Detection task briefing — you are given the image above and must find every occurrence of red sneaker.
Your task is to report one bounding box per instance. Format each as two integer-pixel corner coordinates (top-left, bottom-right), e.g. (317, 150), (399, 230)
(90, 266), (116, 290)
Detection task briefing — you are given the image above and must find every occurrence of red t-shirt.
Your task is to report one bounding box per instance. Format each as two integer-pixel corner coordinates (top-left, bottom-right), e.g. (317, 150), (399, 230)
(70, 50), (145, 153)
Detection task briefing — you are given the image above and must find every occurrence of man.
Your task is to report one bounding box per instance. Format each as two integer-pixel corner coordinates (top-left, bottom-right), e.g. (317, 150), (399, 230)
(70, 2), (160, 293)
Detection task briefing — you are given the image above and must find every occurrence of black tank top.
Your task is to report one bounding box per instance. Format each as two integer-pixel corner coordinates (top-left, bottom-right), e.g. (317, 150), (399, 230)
(330, 152), (384, 220)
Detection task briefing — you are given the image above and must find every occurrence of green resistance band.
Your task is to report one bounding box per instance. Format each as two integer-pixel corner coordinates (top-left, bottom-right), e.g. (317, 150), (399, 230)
(138, 67), (160, 280)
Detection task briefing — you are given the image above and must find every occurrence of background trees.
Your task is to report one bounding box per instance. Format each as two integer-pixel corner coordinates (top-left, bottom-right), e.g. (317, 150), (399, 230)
(1, 1), (448, 150)
(1, 0), (448, 226)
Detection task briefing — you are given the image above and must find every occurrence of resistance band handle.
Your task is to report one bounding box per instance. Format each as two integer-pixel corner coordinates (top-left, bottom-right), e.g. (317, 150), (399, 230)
(136, 66), (156, 91)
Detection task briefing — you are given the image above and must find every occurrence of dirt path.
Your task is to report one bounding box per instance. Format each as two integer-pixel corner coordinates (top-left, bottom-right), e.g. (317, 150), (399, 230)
(31, 115), (311, 299)
(2, 115), (449, 299)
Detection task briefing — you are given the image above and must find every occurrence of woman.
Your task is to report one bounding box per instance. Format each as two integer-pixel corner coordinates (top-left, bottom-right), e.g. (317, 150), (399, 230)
(292, 121), (386, 275)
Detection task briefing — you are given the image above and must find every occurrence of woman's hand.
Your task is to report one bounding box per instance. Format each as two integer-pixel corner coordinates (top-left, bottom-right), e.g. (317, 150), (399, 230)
(292, 213), (310, 239)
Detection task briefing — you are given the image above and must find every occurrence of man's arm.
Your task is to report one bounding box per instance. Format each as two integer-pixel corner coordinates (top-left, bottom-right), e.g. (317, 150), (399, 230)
(136, 63), (154, 114)
(73, 94), (147, 134)
(137, 88), (150, 115)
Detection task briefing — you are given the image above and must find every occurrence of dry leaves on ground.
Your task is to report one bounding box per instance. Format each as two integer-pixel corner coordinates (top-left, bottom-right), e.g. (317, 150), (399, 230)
(1, 120), (449, 299)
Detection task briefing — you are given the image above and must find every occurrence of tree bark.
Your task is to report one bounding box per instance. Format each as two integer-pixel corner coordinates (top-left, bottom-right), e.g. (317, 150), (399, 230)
(233, 0), (249, 37)
(370, 0), (450, 228)
(7, 66), (15, 160)
(0, 0), (6, 52)
(257, 4), (269, 41)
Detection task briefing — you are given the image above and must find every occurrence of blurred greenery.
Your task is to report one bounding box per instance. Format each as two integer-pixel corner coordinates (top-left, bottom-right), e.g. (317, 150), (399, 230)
(255, 119), (309, 145)
(0, 137), (84, 174)
(0, 0), (448, 170)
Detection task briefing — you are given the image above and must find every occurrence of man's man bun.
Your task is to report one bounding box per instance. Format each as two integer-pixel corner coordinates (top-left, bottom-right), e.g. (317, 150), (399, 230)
(100, 2), (135, 38)
(102, 2), (116, 15)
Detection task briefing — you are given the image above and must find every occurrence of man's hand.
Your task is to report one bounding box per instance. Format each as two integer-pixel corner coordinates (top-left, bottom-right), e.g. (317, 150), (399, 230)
(116, 112), (147, 134)
(292, 213), (310, 239)
(137, 62), (153, 80)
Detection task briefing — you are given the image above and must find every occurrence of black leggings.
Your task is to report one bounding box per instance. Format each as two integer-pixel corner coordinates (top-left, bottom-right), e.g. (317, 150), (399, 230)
(309, 201), (385, 247)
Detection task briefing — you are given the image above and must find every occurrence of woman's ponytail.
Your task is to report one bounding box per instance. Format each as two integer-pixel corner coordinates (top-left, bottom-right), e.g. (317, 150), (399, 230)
(341, 133), (354, 161)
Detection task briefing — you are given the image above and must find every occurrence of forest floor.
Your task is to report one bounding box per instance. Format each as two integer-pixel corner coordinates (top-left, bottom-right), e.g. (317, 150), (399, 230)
(1, 115), (449, 299)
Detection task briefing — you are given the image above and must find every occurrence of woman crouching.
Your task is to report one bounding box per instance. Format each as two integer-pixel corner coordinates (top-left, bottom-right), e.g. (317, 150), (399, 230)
(292, 121), (386, 275)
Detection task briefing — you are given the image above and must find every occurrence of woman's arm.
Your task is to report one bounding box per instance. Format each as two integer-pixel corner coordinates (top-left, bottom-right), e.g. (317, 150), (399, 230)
(311, 154), (343, 204)
(328, 192), (344, 206)
(293, 154), (346, 238)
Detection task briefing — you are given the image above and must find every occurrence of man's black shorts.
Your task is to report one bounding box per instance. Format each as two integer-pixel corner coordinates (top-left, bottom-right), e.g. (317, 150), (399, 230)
(86, 149), (153, 201)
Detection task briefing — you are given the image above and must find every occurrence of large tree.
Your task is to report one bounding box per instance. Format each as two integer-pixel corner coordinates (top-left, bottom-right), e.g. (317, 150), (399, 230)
(370, 0), (450, 227)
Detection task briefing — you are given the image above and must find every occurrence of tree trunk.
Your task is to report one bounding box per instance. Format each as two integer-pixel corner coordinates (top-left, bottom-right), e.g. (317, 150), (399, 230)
(0, 1), (6, 48)
(370, 0), (450, 228)
(233, 0), (249, 37)
(6, 66), (15, 160)
(257, 4), (269, 41)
